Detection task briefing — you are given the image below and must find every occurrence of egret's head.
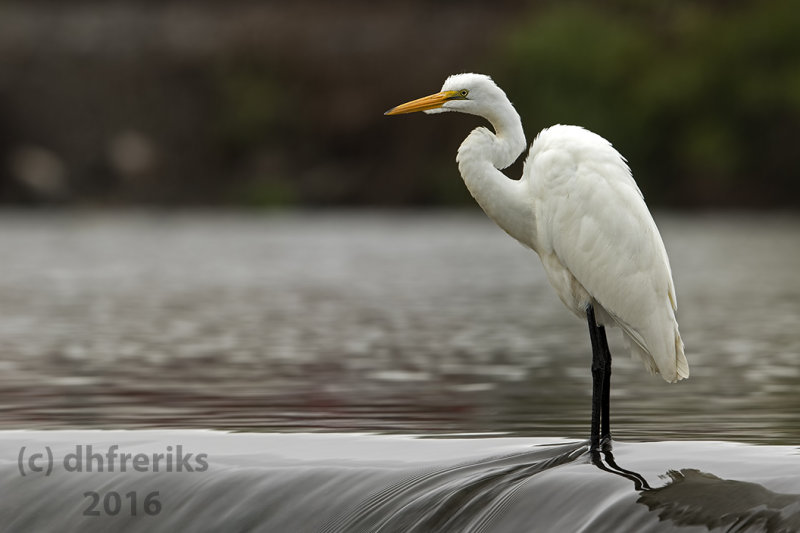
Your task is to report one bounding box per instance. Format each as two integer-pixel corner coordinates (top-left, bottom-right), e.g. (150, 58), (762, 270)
(384, 73), (508, 119)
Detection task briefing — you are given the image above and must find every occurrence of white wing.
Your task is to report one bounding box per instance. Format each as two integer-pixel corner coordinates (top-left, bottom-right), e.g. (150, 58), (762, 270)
(527, 125), (688, 382)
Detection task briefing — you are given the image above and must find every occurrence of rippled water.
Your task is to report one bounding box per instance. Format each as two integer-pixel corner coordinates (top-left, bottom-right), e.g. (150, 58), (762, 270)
(0, 211), (798, 443)
(2, 431), (799, 532)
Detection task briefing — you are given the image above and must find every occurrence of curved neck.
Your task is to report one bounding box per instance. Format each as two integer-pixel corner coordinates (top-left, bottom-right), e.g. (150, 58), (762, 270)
(456, 105), (536, 249)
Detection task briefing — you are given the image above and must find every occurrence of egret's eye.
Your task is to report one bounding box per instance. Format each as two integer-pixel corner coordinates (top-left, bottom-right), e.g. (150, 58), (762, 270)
(460, 89), (469, 98)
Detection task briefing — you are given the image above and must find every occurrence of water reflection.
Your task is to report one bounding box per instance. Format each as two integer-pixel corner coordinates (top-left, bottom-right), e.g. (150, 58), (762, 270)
(2, 431), (799, 532)
(591, 448), (652, 491)
(592, 447), (800, 531)
(327, 440), (800, 532)
(637, 468), (800, 532)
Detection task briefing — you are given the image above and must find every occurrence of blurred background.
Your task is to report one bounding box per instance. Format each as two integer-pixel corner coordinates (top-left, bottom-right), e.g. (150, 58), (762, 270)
(1, 0), (799, 208)
(0, 1), (799, 441)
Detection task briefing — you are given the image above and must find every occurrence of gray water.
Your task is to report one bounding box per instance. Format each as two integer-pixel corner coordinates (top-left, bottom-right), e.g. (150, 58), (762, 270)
(2, 211), (800, 532)
(2, 431), (799, 532)
(0, 210), (799, 442)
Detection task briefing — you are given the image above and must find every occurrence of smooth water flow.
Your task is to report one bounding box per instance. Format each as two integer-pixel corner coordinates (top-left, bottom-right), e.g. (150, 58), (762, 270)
(2, 432), (799, 532)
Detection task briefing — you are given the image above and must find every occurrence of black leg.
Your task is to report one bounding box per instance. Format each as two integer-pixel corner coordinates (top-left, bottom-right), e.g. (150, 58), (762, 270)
(586, 304), (612, 452)
(598, 324), (612, 443)
(586, 304), (603, 451)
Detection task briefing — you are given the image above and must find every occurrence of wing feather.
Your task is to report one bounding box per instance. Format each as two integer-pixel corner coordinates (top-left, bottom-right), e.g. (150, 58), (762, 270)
(528, 126), (687, 381)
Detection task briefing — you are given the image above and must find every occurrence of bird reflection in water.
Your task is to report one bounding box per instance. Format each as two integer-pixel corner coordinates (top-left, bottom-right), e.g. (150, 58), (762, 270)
(325, 441), (800, 532)
(592, 447), (800, 532)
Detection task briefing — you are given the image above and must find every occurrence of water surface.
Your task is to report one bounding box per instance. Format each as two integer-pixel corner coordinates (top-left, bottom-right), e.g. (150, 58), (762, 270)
(2, 431), (799, 532)
(0, 211), (798, 443)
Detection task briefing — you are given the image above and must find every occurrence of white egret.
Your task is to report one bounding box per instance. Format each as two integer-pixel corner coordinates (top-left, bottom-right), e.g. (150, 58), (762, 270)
(385, 73), (687, 451)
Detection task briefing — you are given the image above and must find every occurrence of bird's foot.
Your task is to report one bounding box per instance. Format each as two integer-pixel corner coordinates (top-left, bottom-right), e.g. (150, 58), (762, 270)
(588, 434), (613, 453)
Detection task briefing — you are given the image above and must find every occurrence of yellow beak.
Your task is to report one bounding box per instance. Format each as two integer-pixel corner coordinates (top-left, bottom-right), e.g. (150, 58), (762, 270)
(384, 90), (461, 115)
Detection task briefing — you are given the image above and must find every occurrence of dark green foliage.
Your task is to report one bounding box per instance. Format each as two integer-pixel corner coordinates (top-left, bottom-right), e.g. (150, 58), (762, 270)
(499, 0), (800, 206)
(1, 1), (798, 207)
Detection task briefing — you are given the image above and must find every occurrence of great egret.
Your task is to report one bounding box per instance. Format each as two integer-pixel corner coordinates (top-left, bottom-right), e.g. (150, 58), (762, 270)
(385, 73), (688, 451)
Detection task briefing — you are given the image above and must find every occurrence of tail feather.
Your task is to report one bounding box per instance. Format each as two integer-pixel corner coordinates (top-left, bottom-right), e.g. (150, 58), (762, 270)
(622, 333), (659, 376)
(674, 328), (689, 380)
(614, 312), (688, 383)
(598, 300), (689, 383)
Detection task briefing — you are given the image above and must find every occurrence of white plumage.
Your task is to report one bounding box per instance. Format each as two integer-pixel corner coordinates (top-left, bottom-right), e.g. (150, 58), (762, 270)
(527, 125), (687, 382)
(386, 73), (687, 385)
